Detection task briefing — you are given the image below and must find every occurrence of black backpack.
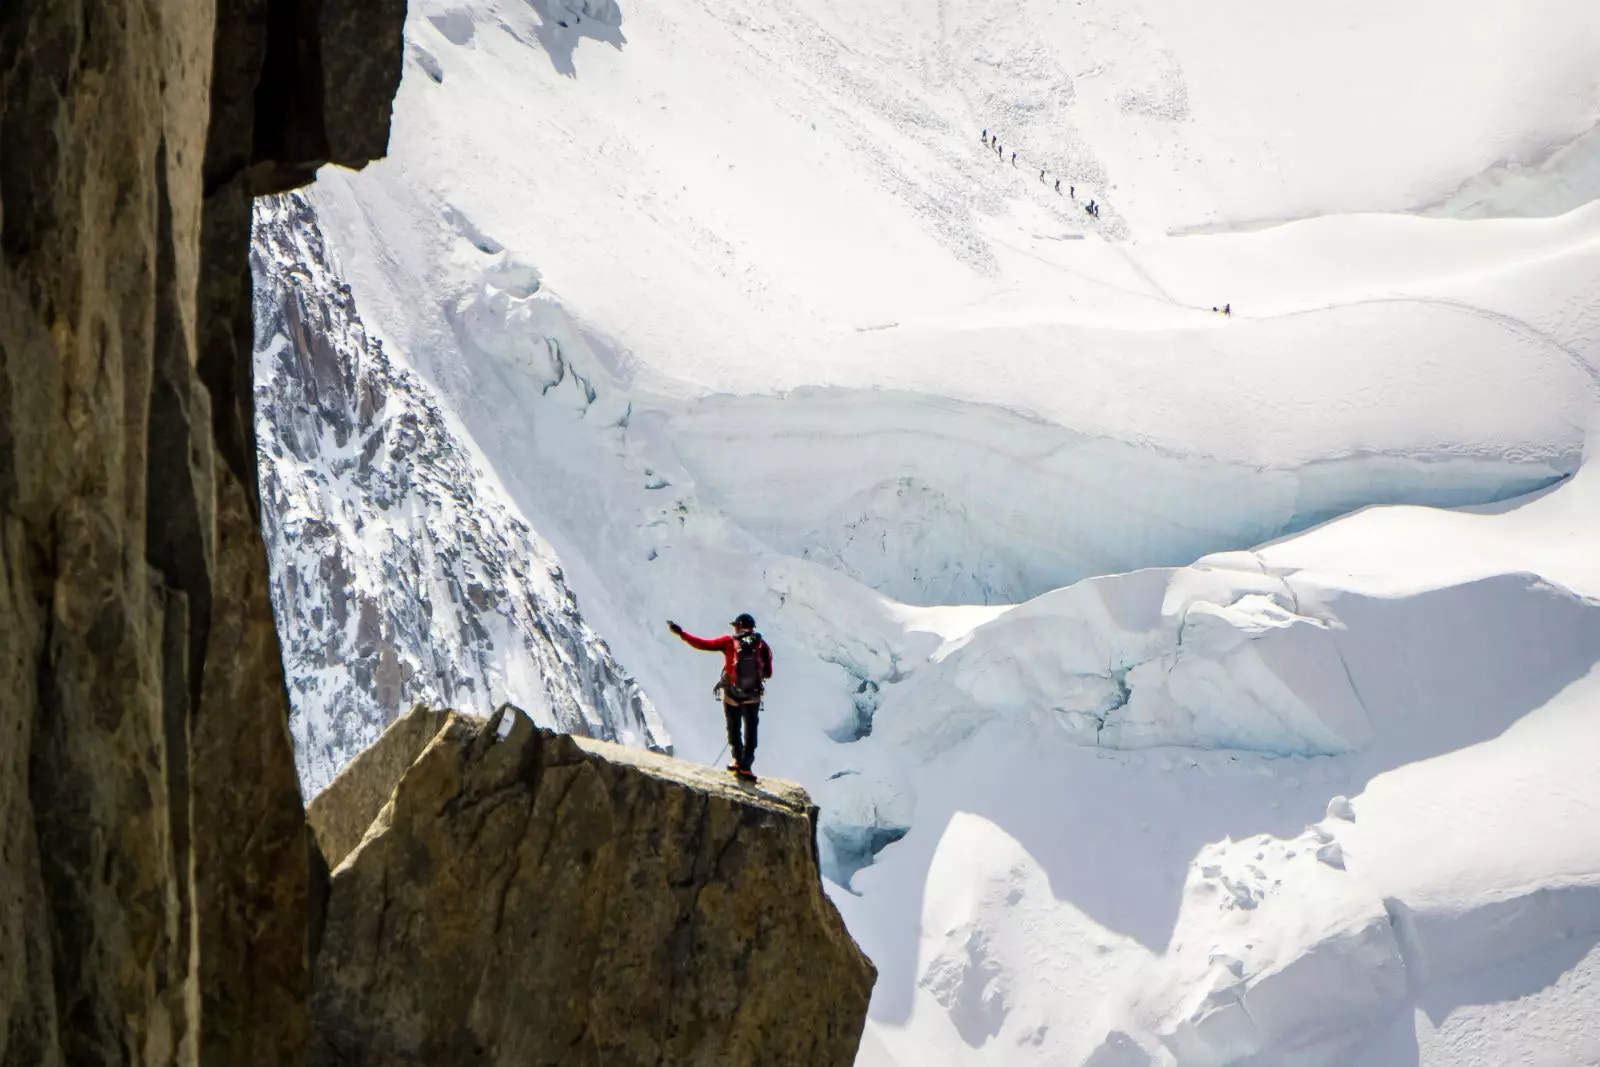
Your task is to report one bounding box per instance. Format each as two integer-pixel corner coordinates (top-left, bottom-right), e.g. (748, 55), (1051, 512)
(727, 632), (765, 703)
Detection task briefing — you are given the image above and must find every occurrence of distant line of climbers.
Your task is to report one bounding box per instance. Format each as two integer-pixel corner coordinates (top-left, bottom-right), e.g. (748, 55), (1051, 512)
(981, 129), (1234, 313)
(982, 128), (1100, 219)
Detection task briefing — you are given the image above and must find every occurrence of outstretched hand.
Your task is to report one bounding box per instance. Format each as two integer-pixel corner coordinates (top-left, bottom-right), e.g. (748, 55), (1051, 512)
(667, 620), (683, 635)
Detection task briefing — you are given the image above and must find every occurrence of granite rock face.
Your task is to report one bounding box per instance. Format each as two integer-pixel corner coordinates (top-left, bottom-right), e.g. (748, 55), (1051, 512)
(309, 705), (876, 1067)
(307, 705), (455, 870)
(0, 0), (403, 1062)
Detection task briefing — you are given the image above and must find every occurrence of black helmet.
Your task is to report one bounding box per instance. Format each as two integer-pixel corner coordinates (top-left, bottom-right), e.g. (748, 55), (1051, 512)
(732, 613), (756, 630)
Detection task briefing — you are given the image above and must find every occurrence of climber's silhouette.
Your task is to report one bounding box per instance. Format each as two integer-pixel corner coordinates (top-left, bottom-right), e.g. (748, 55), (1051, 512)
(669, 614), (773, 778)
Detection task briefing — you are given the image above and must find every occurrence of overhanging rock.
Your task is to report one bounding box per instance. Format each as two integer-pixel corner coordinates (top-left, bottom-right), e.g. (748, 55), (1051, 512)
(309, 705), (875, 1067)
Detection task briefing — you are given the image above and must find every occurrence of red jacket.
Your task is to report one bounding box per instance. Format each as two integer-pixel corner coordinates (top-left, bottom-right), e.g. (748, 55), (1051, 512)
(676, 629), (773, 686)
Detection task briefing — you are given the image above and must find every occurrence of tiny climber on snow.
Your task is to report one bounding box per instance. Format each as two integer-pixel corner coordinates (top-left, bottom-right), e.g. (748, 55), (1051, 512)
(668, 614), (773, 779)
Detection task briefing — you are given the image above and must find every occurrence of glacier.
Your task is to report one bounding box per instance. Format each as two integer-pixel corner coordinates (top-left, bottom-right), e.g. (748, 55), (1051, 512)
(248, 0), (1600, 1063)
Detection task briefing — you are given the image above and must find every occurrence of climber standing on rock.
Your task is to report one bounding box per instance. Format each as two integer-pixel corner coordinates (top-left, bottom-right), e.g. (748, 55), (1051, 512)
(668, 614), (773, 779)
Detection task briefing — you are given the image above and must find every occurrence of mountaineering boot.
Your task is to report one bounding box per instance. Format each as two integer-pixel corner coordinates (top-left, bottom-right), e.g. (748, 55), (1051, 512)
(727, 761), (743, 772)
(735, 766), (757, 780)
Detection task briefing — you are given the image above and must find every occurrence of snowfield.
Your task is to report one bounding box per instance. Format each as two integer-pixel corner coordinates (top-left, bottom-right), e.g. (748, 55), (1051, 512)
(264, 0), (1600, 1062)
(837, 462), (1600, 1066)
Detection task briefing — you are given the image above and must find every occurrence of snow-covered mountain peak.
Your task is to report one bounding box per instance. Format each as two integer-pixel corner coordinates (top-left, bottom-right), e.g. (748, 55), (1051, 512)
(252, 192), (667, 793)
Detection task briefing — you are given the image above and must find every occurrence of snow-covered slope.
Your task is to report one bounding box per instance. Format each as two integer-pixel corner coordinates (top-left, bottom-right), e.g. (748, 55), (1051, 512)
(835, 459), (1600, 1067)
(255, 0), (1600, 1063)
(306, 0), (1600, 609)
(252, 192), (667, 793)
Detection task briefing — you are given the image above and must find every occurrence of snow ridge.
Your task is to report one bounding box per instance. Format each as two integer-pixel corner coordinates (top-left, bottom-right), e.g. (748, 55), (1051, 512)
(251, 192), (669, 795)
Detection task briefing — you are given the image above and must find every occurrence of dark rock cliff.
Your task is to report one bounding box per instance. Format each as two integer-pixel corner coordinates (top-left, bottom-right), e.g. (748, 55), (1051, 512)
(0, 0), (404, 1062)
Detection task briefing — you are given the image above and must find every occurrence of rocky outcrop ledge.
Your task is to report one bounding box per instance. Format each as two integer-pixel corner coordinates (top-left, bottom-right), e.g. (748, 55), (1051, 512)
(307, 705), (876, 1067)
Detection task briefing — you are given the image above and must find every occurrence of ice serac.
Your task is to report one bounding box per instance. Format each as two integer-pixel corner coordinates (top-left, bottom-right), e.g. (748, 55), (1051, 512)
(0, 0), (402, 1063)
(872, 557), (1377, 760)
(308, 705), (876, 1067)
(252, 193), (668, 795)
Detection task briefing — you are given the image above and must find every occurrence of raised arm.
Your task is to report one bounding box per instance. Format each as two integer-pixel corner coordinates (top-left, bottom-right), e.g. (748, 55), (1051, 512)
(669, 622), (730, 653)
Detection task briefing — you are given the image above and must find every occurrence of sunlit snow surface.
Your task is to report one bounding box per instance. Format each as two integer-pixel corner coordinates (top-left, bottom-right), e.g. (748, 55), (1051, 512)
(838, 467), (1600, 1066)
(264, 0), (1600, 1062)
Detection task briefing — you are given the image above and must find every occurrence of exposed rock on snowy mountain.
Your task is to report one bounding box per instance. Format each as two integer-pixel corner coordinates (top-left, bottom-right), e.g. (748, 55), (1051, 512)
(308, 705), (875, 1067)
(252, 193), (669, 794)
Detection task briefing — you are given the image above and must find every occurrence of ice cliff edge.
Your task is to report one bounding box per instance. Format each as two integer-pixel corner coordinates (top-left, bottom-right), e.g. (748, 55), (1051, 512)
(306, 705), (876, 1067)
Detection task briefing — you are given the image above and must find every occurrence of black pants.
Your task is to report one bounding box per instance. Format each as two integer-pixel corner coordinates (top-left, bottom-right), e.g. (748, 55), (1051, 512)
(724, 699), (760, 770)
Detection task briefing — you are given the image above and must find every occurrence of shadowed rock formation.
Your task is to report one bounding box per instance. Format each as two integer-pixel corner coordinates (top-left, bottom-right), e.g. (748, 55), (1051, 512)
(308, 705), (876, 1067)
(0, 0), (403, 1062)
(307, 704), (455, 869)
